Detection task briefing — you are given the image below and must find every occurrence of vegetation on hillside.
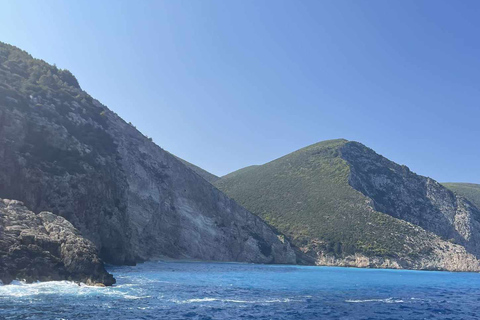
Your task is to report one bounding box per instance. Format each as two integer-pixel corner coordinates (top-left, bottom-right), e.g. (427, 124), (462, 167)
(0, 42), (119, 176)
(0, 42), (85, 101)
(215, 139), (431, 259)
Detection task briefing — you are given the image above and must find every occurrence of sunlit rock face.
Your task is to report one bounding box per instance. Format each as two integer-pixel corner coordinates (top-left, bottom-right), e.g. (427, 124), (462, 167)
(0, 199), (115, 285)
(342, 142), (480, 259)
(0, 42), (296, 266)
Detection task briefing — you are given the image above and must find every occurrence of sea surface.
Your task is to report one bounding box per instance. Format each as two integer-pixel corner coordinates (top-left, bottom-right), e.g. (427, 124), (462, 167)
(1, 261), (480, 319)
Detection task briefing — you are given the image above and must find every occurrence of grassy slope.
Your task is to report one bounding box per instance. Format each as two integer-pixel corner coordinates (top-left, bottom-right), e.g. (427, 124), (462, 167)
(215, 139), (427, 258)
(443, 183), (480, 209)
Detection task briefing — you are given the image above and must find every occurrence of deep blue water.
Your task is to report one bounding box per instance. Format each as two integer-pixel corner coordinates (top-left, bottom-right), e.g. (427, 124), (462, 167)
(1, 261), (480, 319)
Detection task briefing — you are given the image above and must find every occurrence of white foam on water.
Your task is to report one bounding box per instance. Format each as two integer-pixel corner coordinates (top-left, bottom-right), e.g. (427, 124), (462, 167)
(345, 298), (404, 304)
(0, 280), (99, 298)
(171, 297), (298, 304)
(124, 295), (151, 300)
(0, 280), (149, 301)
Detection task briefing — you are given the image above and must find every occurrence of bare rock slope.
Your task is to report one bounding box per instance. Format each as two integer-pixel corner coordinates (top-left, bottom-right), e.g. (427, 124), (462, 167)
(342, 142), (480, 259)
(0, 199), (115, 285)
(0, 42), (296, 266)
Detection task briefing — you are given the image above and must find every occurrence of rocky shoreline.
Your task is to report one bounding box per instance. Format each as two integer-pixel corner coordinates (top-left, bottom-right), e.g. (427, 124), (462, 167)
(315, 250), (480, 272)
(0, 199), (115, 286)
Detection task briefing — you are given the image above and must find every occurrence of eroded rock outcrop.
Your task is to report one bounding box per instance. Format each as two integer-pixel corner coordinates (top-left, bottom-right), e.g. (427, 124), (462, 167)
(0, 199), (115, 285)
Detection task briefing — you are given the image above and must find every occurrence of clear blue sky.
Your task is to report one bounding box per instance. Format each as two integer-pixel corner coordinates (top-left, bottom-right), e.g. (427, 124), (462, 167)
(1, 0), (479, 183)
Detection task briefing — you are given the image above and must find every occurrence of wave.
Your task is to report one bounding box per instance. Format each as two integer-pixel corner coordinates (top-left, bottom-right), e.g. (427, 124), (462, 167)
(170, 297), (297, 304)
(345, 298), (404, 304)
(0, 280), (148, 301)
(0, 280), (102, 298)
(124, 295), (151, 300)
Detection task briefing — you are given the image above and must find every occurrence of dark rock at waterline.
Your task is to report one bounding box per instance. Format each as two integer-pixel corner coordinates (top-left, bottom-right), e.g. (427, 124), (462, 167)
(0, 199), (115, 286)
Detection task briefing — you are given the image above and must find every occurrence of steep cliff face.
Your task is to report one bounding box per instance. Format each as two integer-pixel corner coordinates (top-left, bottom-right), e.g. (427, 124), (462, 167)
(215, 139), (480, 271)
(176, 156), (220, 184)
(0, 199), (115, 285)
(0, 42), (296, 265)
(341, 142), (480, 258)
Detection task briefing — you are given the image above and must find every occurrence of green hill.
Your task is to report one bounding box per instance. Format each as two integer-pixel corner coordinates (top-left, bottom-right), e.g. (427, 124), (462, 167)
(215, 139), (415, 257)
(443, 183), (480, 209)
(214, 139), (480, 269)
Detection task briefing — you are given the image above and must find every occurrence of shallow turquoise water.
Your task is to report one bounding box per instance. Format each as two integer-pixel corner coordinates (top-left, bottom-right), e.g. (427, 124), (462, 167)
(1, 261), (480, 319)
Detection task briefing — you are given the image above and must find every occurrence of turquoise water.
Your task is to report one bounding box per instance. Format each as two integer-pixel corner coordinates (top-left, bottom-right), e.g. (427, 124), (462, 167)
(1, 261), (480, 319)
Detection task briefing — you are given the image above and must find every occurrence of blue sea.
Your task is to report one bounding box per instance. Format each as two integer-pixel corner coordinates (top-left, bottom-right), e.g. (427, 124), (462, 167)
(1, 261), (480, 319)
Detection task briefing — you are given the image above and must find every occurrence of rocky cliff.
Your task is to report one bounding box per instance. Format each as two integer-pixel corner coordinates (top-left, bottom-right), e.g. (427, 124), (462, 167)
(0, 42), (296, 266)
(341, 142), (480, 259)
(0, 199), (115, 285)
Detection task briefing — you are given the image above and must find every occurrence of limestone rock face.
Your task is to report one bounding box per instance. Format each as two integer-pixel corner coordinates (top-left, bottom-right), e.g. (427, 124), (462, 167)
(341, 142), (480, 258)
(0, 199), (115, 285)
(0, 42), (296, 266)
(315, 232), (480, 272)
